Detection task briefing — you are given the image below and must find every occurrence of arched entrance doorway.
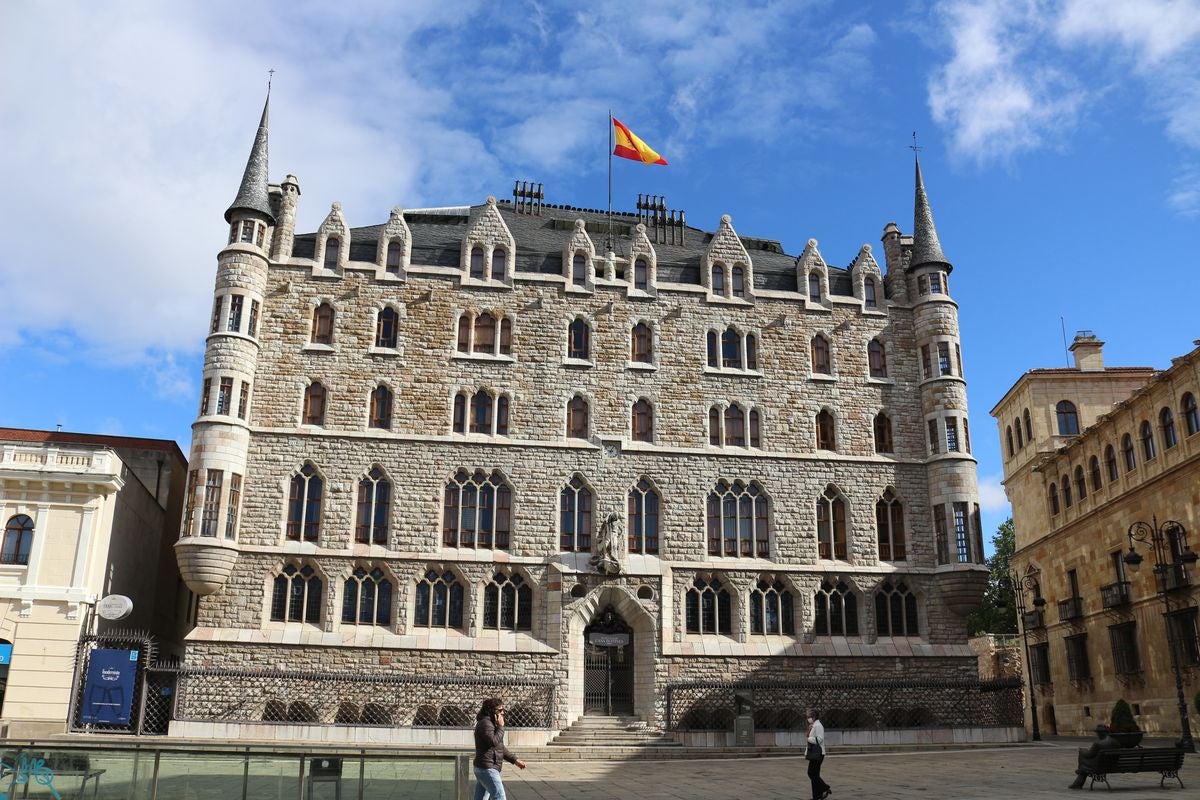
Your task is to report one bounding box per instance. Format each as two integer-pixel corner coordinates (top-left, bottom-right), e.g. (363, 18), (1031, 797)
(583, 606), (633, 715)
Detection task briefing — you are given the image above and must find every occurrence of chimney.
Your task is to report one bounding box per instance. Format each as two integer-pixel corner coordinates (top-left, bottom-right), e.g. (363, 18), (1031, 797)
(1069, 331), (1105, 371)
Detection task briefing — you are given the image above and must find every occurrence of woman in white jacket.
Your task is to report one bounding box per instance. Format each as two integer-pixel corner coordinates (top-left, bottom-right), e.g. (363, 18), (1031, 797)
(806, 708), (831, 800)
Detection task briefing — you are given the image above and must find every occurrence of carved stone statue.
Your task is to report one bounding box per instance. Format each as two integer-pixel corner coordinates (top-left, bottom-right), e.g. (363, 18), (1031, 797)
(590, 511), (624, 576)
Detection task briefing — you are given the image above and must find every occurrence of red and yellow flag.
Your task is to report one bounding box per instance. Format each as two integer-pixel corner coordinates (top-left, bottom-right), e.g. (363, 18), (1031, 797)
(612, 117), (667, 165)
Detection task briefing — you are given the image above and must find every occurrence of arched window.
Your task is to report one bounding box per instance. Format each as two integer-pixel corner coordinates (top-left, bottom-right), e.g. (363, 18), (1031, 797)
(385, 241), (402, 275)
(567, 395), (589, 439)
(868, 339), (887, 378)
(816, 410), (836, 451)
(375, 307), (399, 349)
(456, 314), (470, 353)
(1062, 474), (1073, 507)
(1089, 456), (1102, 493)
(1048, 483), (1060, 516)
(496, 396), (510, 436)
(1014, 419), (1024, 449)
(470, 246), (485, 279)
(706, 330), (719, 368)
(1122, 433), (1137, 471)
(1184, 393), (1200, 436)
(876, 489), (905, 561)
(369, 385), (392, 430)
(474, 313), (496, 354)
(311, 303), (334, 345)
(1, 515), (34, 566)
(470, 390), (493, 434)
(1140, 420), (1157, 461)
(814, 580), (857, 636)
(1104, 445), (1118, 482)
(634, 257), (648, 291)
(749, 408), (761, 448)
(271, 564), (322, 623)
(355, 467), (390, 545)
(1160, 407), (1178, 449)
(816, 485), (847, 560)
(811, 335), (831, 374)
(1074, 466), (1087, 501)
(722, 329), (741, 369)
(712, 263), (725, 295)
(746, 333), (758, 370)
(731, 265), (745, 298)
(287, 464), (322, 542)
(571, 253), (587, 285)
(874, 413), (894, 453)
(808, 271), (822, 302)
(864, 277), (877, 308)
(443, 469), (511, 549)
(482, 572), (532, 631)
(631, 323), (653, 363)
(1023, 409), (1033, 441)
(708, 407), (721, 446)
(685, 577), (731, 634)
(568, 318), (590, 360)
(875, 580), (918, 637)
(628, 478), (660, 555)
(414, 569), (464, 630)
(560, 475), (593, 552)
(1005, 426), (1015, 457)
(303, 382), (326, 426)
(632, 399), (653, 442)
(749, 579), (794, 635)
(706, 480), (769, 558)
(452, 393), (466, 433)
(1056, 401), (1079, 435)
(342, 567), (392, 626)
(492, 248), (507, 281)
(724, 403), (746, 447)
(323, 237), (340, 271)
(499, 318), (512, 356)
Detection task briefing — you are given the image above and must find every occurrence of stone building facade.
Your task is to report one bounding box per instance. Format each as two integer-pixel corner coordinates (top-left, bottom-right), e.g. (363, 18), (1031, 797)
(992, 334), (1200, 739)
(171, 98), (997, 744)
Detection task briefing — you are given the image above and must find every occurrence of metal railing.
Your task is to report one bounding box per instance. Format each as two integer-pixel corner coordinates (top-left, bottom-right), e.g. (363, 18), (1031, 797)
(1057, 597), (1083, 621)
(1158, 563), (1192, 592)
(1100, 581), (1131, 608)
(1022, 610), (1045, 630)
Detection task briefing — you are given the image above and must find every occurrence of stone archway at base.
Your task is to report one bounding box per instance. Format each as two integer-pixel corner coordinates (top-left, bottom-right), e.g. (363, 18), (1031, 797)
(566, 586), (657, 724)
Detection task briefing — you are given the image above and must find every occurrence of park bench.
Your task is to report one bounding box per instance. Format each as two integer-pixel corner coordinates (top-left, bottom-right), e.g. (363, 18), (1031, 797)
(1082, 746), (1186, 791)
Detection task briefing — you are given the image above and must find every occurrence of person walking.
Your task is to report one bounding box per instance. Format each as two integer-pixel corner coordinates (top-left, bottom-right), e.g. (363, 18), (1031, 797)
(473, 697), (526, 800)
(806, 708), (831, 800)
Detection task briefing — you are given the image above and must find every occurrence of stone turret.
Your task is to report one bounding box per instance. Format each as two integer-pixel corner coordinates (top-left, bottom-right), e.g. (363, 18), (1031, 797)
(176, 92), (276, 595)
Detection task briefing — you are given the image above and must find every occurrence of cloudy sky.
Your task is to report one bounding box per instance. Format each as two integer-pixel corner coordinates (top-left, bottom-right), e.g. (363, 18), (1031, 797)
(4, 0), (1200, 543)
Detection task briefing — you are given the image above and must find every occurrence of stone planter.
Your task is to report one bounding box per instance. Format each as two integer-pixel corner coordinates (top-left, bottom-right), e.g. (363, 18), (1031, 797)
(1109, 731), (1143, 748)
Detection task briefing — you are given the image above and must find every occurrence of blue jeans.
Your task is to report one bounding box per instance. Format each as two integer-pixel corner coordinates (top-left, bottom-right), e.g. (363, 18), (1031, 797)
(474, 766), (506, 800)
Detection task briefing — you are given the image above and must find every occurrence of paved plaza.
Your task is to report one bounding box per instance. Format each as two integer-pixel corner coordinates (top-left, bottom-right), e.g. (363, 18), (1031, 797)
(505, 740), (1196, 800)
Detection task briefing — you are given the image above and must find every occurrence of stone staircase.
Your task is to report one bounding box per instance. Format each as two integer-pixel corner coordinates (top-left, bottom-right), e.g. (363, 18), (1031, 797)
(550, 715), (680, 748)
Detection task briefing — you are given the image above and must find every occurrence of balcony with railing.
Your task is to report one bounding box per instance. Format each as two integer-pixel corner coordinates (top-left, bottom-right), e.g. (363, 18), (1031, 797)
(1057, 596), (1083, 622)
(1100, 581), (1131, 608)
(1022, 610), (1045, 630)
(1157, 563), (1192, 593)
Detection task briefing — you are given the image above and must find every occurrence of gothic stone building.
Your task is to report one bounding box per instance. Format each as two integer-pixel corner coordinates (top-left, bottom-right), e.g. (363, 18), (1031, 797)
(171, 98), (1001, 745)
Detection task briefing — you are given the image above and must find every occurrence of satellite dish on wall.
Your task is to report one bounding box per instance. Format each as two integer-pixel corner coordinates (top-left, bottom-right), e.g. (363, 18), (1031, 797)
(96, 594), (134, 621)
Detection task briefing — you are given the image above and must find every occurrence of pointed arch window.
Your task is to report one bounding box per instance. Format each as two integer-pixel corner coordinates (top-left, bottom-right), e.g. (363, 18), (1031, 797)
(491, 248), (507, 281)
(808, 271), (822, 302)
(868, 339), (887, 378)
(1104, 445), (1118, 482)
(730, 266), (745, 298)
(706, 330), (719, 368)
(749, 408), (761, 448)
(749, 579), (794, 635)
(875, 580), (918, 637)
(746, 333), (757, 370)
(724, 403), (746, 447)
(1014, 418), (1024, 449)
(1089, 456), (1102, 493)
(816, 485), (847, 560)
(369, 385), (392, 430)
(342, 567), (392, 626)
(685, 577), (731, 634)
(863, 277), (877, 308)
(323, 238), (340, 271)
(571, 253), (587, 285)
(874, 412), (894, 453)
(287, 464), (323, 542)
(1049, 483), (1060, 516)
(1056, 400), (1079, 435)
(482, 571), (532, 632)
(443, 469), (512, 549)
(456, 315), (470, 353)
(355, 467), (390, 545)
(1160, 407), (1178, 449)
(311, 303), (335, 345)
(303, 383), (327, 426)
(414, 569), (464, 630)
(1006, 426), (1015, 457)
(722, 329), (741, 368)
(1023, 409), (1033, 441)
(1062, 474), (1073, 507)
(709, 407), (721, 446)
(1140, 420), (1157, 461)
(1074, 466), (1087, 501)
(628, 478), (660, 554)
(568, 318), (590, 360)
(2, 515), (34, 566)
(634, 257), (648, 291)
(712, 264), (725, 295)
(1184, 393), (1199, 437)
(471, 390), (493, 434)
(560, 475), (593, 552)
(450, 388), (509, 436)
(470, 246), (486, 279)
(271, 564), (322, 624)
(1122, 433), (1137, 471)
(876, 489), (905, 561)
(631, 323), (653, 363)
(474, 313), (497, 354)
(452, 393), (466, 433)
(385, 241), (402, 275)
(811, 335), (831, 374)
(632, 399), (653, 442)
(706, 480), (769, 558)
(816, 409), (836, 451)
(375, 308), (399, 349)
(814, 580), (858, 636)
(567, 395), (589, 439)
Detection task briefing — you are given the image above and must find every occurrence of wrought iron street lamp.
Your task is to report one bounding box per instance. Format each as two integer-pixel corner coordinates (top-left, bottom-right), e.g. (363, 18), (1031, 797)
(1123, 516), (1198, 753)
(1001, 567), (1045, 742)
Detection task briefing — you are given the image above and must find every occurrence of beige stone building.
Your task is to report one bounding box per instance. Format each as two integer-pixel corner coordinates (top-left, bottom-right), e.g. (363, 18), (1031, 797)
(992, 334), (1200, 739)
(169, 97), (1012, 747)
(0, 428), (188, 737)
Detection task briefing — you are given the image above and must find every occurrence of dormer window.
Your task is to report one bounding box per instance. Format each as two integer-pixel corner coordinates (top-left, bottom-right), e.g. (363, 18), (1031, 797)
(386, 242), (402, 275)
(634, 258), (648, 291)
(731, 266), (745, 299)
(864, 278), (877, 308)
(470, 247), (486, 280)
(323, 238), (340, 271)
(492, 249), (507, 281)
(572, 253), (587, 286)
(808, 272), (822, 302)
(712, 264), (725, 295)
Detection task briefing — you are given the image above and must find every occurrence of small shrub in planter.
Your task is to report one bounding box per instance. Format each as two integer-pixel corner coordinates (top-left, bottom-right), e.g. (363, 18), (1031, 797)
(1108, 699), (1142, 748)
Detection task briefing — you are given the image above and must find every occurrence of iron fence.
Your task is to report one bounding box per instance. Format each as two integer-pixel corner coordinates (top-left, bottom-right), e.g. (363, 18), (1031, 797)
(67, 631), (161, 735)
(666, 678), (1023, 731)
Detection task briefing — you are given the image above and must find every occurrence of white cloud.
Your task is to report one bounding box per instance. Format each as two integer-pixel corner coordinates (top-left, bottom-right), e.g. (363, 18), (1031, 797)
(978, 473), (1011, 514)
(1167, 162), (1200, 215)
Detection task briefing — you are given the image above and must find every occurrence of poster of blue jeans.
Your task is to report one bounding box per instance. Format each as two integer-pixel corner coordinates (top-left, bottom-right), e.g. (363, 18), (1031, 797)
(80, 648), (138, 724)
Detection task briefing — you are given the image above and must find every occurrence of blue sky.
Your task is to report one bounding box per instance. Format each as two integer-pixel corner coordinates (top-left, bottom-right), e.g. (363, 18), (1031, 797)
(3, 0), (1200, 546)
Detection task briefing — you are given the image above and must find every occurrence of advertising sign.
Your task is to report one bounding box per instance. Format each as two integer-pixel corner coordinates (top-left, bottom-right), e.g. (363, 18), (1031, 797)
(0, 643), (12, 665)
(80, 648), (138, 725)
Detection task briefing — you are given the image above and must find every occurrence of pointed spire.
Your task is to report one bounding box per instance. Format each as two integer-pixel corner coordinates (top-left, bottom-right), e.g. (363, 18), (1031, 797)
(225, 86), (275, 224)
(910, 156), (950, 271)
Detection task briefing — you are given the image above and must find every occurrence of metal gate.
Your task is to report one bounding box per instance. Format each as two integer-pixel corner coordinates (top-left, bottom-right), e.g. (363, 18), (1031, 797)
(584, 642), (634, 714)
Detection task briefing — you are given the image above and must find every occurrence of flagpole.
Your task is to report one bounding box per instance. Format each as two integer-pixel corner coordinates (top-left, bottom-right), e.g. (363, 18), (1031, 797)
(607, 109), (613, 253)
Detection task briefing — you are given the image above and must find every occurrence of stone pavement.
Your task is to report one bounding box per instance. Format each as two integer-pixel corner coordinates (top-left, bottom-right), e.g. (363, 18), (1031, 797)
(504, 739), (1196, 800)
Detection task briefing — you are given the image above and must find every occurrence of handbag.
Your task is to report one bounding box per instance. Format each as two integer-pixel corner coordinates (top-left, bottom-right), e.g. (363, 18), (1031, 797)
(805, 742), (821, 761)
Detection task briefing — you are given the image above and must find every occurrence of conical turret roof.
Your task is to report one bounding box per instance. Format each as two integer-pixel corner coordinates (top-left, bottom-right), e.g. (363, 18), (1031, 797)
(910, 157), (950, 271)
(224, 93), (274, 223)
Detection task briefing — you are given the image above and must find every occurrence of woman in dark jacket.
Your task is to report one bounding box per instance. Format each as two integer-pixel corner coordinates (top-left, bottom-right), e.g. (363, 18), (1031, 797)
(473, 697), (526, 800)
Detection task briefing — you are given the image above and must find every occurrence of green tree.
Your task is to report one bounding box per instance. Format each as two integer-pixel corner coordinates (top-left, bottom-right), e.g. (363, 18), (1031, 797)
(965, 518), (1017, 635)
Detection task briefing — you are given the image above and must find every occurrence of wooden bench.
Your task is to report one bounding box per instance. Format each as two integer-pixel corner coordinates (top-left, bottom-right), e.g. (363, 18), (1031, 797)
(1083, 746), (1186, 790)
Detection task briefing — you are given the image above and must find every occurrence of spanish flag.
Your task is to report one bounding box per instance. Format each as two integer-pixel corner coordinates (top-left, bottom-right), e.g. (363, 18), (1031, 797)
(612, 117), (668, 166)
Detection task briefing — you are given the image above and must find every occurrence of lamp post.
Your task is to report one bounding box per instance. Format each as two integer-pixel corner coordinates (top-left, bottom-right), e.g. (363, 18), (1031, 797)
(1123, 516), (1198, 753)
(1005, 568), (1045, 742)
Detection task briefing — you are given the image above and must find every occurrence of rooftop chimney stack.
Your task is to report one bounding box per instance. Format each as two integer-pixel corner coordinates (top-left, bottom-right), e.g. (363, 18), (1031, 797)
(1069, 331), (1105, 371)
